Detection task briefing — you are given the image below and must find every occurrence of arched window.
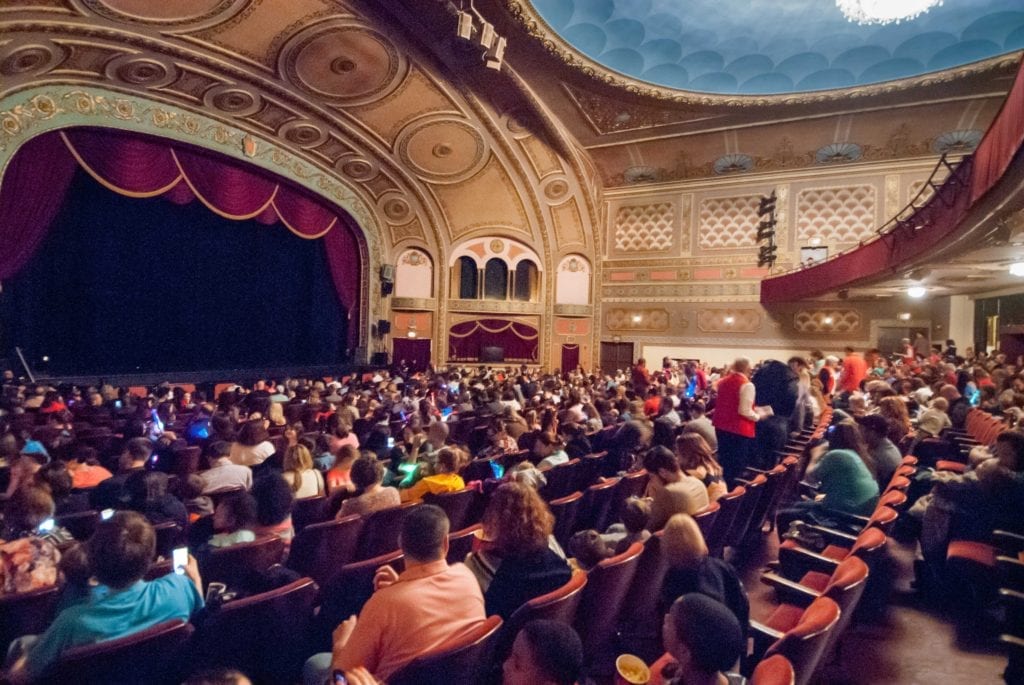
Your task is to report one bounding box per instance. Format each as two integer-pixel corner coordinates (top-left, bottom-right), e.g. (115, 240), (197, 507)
(484, 258), (508, 300)
(457, 256), (478, 299)
(513, 260), (539, 302)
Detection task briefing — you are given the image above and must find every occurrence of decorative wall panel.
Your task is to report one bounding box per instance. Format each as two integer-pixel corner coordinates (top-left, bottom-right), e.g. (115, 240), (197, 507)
(792, 308), (862, 334)
(795, 184), (876, 244)
(606, 308), (670, 332)
(614, 202), (674, 252)
(697, 308), (760, 333)
(698, 194), (759, 250)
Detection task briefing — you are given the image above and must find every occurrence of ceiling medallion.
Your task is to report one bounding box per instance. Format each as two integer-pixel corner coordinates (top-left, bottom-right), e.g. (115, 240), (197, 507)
(712, 154), (754, 175)
(815, 143), (862, 165)
(836, 0), (942, 26)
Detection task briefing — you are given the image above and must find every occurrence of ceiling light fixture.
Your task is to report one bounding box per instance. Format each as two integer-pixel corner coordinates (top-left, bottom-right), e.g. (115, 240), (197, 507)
(836, 0), (941, 25)
(898, 312), (912, 321)
(1010, 262), (1024, 277)
(907, 286), (927, 298)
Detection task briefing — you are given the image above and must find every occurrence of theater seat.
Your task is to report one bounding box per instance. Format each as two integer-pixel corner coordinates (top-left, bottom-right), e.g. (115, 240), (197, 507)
(355, 502), (419, 561)
(0, 585), (60, 655)
(189, 577), (319, 683)
(578, 477), (619, 532)
(757, 597), (841, 685)
(42, 619), (194, 685)
(287, 514), (364, 586)
(492, 570), (588, 664)
(751, 654), (796, 685)
(692, 500), (721, 541)
(447, 523), (482, 565)
(291, 494), (330, 532)
(548, 491), (584, 548)
(707, 485), (746, 557)
(201, 535), (286, 589)
(424, 486), (480, 530)
(575, 542), (645, 674)
(315, 550), (405, 650)
(388, 615), (503, 685)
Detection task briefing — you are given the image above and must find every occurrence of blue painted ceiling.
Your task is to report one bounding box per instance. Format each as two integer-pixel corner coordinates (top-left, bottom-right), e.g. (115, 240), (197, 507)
(528, 0), (1024, 94)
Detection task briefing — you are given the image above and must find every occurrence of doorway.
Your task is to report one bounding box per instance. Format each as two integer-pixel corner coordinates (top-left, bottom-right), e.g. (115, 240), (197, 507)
(600, 341), (634, 375)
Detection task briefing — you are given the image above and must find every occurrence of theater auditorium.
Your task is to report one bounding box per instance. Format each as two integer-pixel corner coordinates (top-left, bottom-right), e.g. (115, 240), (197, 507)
(1, 0), (1023, 683)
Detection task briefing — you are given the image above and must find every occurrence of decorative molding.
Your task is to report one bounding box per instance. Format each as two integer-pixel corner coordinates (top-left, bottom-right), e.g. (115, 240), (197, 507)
(698, 308), (761, 333)
(792, 309), (862, 334)
(553, 303), (593, 317)
(447, 299), (544, 315)
(606, 308), (671, 332)
(601, 283), (760, 300)
(390, 297), (436, 311)
(504, 1), (1021, 107)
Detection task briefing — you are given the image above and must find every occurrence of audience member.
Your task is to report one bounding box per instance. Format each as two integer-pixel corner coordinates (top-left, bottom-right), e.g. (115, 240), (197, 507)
(337, 456), (400, 519)
(0, 486), (62, 594)
(89, 437), (152, 510)
(229, 420), (275, 467)
(643, 446), (709, 531)
(653, 594), (747, 685)
(252, 473), (296, 545)
(302, 505), (484, 684)
(675, 433), (727, 502)
(199, 440), (253, 494)
(283, 444), (325, 498)
(502, 619), (583, 685)
(712, 357), (760, 485)
(399, 448), (465, 503)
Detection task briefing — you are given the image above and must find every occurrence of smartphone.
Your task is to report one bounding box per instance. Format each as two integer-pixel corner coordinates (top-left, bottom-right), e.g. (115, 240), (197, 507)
(387, 437), (395, 449)
(333, 671), (348, 685)
(172, 547), (188, 575)
(37, 518), (55, 533)
(441, 406), (454, 421)
(101, 508), (114, 521)
(114, 400), (123, 409)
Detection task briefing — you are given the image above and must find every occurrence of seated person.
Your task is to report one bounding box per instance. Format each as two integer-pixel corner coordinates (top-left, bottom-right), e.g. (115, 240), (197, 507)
(208, 490), (258, 548)
(776, 421), (880, 534)
(398, 448), (465, 503)
(251, 473), (295, 547)
(89, 437), (152, 510)
(34, 461), (90, 515)
(502, 619), (584, 685)
(676, 434), (727, 503)
(282, 444), (325, 499)
(327, 444), (359, 493)
(126, 471), (188, 528)
(610, 496), (652, 554)
(228, 420), (275, 468)
(198, 441), (253, 494)
(643, 446), (710, 531)
(567, 529), (613, 571)
(465, 482), (572, 620)
(0, 486), (62, 594)
(175, 474), (214, 523)
(856, 414), (903, 489)
(302, 505), (485, 684)
(4, 511), (203, 683)
(534, 433), (570, 470)
(658, 514), (748, 629)
(337, 456), (400, 519)
(652, 594), (746, 685)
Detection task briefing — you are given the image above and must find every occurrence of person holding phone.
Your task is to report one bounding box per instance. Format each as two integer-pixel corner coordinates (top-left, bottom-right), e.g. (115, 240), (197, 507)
(3, 511), (204, 684)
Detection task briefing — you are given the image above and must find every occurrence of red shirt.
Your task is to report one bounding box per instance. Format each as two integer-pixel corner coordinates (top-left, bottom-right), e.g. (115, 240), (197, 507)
(840, 353), (867, 393)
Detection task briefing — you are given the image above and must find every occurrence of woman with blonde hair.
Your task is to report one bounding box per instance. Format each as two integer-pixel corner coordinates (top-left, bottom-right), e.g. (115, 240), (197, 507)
(465, 482), (572, 619)
(675, 433), (727, 502)
(659, 513), (749, 627)
(282, 444), (325, 499)
(266, 402), (286, 427)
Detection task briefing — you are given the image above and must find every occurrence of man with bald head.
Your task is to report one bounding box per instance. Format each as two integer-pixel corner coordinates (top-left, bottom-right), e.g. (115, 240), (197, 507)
(938, 384), (971, 430)
(712, 357), (762, 485)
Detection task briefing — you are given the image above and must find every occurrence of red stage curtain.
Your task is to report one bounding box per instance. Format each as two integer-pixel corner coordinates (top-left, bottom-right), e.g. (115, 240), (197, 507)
(0, 134), (77, 279)
(0, 127), (363, 346)
(393, 338), (431, 372)
(561, 344), (580, 373)
(448, 319), (538, 362)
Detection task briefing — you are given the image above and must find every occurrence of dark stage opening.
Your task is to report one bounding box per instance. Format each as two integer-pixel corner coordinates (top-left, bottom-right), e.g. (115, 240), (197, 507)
(1, 169), (349, 376)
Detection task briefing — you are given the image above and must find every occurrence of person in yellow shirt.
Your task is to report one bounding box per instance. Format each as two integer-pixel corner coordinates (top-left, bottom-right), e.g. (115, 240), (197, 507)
(399, 448), (465, 503)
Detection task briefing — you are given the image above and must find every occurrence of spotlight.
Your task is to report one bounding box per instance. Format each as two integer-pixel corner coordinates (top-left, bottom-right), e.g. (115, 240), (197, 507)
(1010, 262), (1024, 277)
(907, 286), (926, 298)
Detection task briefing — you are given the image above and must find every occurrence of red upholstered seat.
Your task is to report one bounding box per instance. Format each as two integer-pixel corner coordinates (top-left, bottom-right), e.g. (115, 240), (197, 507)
(201, 535), (286, 588)
(493, 570), (588, 664)
(549, 491), (585, 549)
(692, 500), (721, 540)
(578, 477), (620, 532)
(287, 514), (364, 586)
(751, 654), (796, 685)
(901, 455), (919, 466)
(424, 486), (480, 530)
(355, 502), (419, 561)
(388, 615), (503, 685)
(764, 602), (806, 632)
(936, 459), (968, 473)
(42, 619), (193, 685)
(575, 542), (645, 673)
(947, 540), (996, 566)
(798, 570), (831, 593)
(763, 596), (841, 685)
(821, 544), (848, 561)
(447, 523), (482, 565)
(0, 585), (60, 655)
(291, 494), (330, 532)
(707, 485), (746, 556)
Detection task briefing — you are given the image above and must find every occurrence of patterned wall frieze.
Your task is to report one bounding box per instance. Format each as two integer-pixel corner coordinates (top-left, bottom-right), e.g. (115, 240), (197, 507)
(553, 304), (593, 317)
(884, 175), (900, 219)
(602, 255), (762, 269)
(605, 308), (672, 332)
(615, 334), (869, 349)
(600, 282), (760, 301)
(447, 299), (544, 315)
(390, 297), (436, 311)
(795, 184), (877, 244)
(697, 308), (761, 333)
(792, 308), (863, 334)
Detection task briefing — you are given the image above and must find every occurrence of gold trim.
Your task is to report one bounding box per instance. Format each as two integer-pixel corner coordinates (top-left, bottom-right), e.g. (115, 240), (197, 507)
(504, 1), (1023, 106)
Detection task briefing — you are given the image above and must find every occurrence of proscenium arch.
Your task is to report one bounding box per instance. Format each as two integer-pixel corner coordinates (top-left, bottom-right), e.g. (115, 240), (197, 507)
(0, 85), (384, 358)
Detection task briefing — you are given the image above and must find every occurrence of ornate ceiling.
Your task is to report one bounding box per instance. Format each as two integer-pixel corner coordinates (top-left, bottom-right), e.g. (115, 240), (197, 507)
(528, 0), (1024, 94)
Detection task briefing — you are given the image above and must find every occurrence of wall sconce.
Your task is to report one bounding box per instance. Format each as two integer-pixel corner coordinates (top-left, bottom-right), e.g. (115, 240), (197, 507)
(724, 315), (735, 325)
(823, 316), (834, 325)
(631, 314), (642, 323)
(407, 330), (417, 338)
(897, 312), (911, 321)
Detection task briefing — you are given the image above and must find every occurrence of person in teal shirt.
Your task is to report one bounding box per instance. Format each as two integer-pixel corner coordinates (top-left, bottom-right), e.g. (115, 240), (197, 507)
(4, 511), (204, 683)
(776, 421), (880, 535)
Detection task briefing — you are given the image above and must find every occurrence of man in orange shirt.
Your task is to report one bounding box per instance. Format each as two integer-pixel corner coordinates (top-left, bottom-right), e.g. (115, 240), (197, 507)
(303, 505), (485, 685)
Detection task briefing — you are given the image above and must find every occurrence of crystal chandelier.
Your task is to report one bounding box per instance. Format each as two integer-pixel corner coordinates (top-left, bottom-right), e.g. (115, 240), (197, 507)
(836, 0), (942, 25)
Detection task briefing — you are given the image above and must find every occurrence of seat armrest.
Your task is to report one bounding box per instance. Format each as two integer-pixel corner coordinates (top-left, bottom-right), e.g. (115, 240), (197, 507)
(995, 530), (1024, 554)
(1000, 587), (1024, 605)
(804, 523), (860, 545)
(760, 571), (819, 607)
(744, 467), (771, 475)
(747, 619), (784, 666)
(779, 544), (841, 577)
